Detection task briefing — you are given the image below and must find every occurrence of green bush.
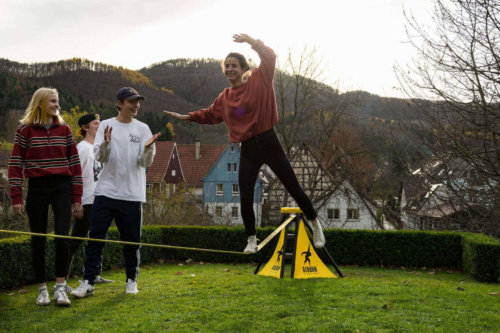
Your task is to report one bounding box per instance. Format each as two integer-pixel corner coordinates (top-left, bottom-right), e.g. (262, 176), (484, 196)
(462, 233), (500, 283)
(0, 226), (499, 288)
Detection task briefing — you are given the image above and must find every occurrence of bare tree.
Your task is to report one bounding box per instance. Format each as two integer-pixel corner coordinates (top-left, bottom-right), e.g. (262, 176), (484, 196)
(395, 0), (500, 235)
(274, 47), (359, 156)
(271, 47), (365, 212)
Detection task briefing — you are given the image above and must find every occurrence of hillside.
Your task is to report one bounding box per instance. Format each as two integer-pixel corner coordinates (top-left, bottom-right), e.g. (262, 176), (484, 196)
(0, 57), (428, 200)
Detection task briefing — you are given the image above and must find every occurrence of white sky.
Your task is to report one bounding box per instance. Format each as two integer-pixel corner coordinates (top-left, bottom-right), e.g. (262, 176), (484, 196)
(0, 0), (435, 98)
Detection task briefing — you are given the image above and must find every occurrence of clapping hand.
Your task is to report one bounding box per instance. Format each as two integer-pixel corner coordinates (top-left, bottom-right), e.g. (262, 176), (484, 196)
(104, 126), (113, 143)
(145, 132), (161, 148)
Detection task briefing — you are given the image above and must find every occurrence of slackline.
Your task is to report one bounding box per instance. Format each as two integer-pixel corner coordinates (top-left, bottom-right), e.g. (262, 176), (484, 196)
(0, 214), (296, 255)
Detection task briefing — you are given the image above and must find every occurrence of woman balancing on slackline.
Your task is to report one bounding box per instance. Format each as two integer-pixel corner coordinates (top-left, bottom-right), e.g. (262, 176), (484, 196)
(164, 33), (325, 254)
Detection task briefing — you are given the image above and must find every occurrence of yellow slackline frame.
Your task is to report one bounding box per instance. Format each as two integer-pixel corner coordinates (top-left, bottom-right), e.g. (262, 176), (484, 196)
(0, 214), (296, 256)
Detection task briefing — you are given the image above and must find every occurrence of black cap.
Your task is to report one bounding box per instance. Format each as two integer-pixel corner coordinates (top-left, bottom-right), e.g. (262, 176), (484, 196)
(78, 113), (100, 127)
(116, 87), (145, 101)
(76, 113), (100, 136)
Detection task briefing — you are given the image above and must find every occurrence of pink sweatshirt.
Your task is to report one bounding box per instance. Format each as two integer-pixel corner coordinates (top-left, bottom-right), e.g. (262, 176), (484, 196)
(188, 40), (278, 143)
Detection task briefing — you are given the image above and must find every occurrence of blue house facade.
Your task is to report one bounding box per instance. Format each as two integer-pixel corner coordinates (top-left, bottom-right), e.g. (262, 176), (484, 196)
(202, 143), (263, 226)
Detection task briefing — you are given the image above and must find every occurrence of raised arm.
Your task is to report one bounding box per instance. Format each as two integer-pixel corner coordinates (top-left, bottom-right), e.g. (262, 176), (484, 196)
(233, 33), (276, 85)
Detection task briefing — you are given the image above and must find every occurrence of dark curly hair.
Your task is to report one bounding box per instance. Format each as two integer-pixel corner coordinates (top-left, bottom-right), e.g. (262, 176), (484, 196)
(222, 52), (250, 72)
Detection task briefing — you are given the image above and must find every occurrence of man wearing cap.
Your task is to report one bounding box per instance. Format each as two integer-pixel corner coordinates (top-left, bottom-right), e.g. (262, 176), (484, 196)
(65, 113), (113, 287)
(72, 87), (160, 297)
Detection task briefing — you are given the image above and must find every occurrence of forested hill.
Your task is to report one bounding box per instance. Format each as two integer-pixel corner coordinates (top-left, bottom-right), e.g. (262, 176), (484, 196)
(0, 57), (417, 145)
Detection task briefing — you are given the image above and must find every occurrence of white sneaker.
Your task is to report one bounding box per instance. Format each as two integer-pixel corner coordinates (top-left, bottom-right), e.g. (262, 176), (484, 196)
(95, 275), (114, 283)
(125, 279), (138, 294)
(70, 280), (94, 298)
(36, 287), (50, 306)
(311, 220), (326, 248)
(64, 284), (74, 294)
(54, 285), (71, 306)
(243, 235), (259, 254)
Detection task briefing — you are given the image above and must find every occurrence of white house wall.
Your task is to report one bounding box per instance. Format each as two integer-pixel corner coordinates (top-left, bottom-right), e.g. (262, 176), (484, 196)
(204, 202), (262, 227)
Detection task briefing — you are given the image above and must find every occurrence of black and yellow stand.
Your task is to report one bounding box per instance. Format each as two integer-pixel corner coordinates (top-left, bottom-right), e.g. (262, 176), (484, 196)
(256, 207), (343, 279)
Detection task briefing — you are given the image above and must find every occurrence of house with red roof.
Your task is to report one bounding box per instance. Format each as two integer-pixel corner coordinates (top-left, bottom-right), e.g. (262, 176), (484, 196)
(146, 141), (184, 194)
(176, 140), (227, 200)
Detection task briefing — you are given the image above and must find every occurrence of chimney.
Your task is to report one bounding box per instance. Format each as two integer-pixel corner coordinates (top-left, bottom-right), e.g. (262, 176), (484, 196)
(195, 138), (201, 160)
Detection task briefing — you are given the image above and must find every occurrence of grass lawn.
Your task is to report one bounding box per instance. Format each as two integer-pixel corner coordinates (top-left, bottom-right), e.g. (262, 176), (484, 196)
(0, 263), (499, 332)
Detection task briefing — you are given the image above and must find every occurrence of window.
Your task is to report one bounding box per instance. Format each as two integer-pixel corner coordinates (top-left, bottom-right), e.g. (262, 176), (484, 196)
(347, 208), (359, 220)
(327, 209), (339, 220)
(227, 163), (231, 172)
(230, 146), (235, 153)
(215, 206), (223, 217)
(232, 184), (239, 196)
(171, 170), (176, 176)
(232, 206), (238, 218)
(216, 184), (223, 195)
(172, 154), (175, 159)
(233, 163), (238, 172)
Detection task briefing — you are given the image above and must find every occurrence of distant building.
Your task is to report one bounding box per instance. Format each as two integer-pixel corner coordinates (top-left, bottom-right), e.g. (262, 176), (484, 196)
(146, 141), (184, 195)
(202, 143), (263, 226)
(177, 139), (226, 207)
(264, 144), (387, 230)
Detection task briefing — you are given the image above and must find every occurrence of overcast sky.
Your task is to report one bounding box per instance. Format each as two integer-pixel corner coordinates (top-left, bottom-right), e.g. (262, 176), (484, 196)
(0, 0), (435, 98)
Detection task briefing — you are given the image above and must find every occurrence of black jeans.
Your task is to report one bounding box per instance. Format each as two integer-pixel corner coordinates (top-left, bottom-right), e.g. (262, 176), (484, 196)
(26, 175), (72, 283)
(84, 196), (142, 284)
(66, 204), (104, 279)
(239, 128), (317, 236)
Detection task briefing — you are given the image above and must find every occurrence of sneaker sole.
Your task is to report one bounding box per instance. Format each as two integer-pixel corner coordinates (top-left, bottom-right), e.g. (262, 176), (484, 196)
(55, 300), (71, 307)
(70, 291), (94, 298)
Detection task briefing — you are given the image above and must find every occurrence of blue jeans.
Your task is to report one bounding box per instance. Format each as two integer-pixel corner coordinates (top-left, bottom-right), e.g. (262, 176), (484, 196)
(83, 196), (142, 284)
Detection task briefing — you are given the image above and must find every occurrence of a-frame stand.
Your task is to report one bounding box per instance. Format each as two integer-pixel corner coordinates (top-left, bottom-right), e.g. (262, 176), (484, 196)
(255, 207), (344, 279)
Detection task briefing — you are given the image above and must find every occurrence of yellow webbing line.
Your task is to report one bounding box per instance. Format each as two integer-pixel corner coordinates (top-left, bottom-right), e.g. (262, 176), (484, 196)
(0, 214), (297, 255)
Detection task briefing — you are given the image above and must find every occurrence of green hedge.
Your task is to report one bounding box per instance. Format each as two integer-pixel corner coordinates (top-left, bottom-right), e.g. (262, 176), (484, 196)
(0, 226), (499, 288)
(462, 233), (500, 283)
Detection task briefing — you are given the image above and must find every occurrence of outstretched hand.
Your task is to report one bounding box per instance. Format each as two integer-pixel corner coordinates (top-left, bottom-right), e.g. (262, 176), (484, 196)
(163, 110), (190, 121)
(145, 132), (161, 148)
(233, 33), (256, 46)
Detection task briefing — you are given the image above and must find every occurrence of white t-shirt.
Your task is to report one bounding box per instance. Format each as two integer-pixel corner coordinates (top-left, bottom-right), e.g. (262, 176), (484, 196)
(93, 117), (155, 203)
(77, 140), (102, 205)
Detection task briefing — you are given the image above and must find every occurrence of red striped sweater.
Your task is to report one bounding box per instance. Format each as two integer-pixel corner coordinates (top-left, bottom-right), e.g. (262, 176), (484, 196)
(8, 117), (83, 205)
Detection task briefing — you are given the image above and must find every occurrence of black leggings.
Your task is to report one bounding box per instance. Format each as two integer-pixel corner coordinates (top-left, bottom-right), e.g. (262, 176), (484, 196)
(66, 204), (104, 279)
(26, 175), (72, 283)
(239, 128), (317, 236)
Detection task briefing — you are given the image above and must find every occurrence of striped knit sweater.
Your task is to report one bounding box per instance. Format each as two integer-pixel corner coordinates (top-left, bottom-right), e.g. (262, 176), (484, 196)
(8, 117), (83, 205)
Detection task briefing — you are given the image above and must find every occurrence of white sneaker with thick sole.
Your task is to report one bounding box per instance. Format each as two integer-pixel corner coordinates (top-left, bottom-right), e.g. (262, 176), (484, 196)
(70, 280), (94, 298)
(125, 279), (138, 294)
(64, 284), (74, 294)
(311, 220), (326, 248)
(95, 275), (114, 283)
(36, 287), (50, 306)
(54, 286), (71, 306)
(243, 235), (259, 254)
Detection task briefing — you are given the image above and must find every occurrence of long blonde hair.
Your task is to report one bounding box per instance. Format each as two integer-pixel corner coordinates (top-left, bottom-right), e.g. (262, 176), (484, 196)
(20, 87), (64, 125)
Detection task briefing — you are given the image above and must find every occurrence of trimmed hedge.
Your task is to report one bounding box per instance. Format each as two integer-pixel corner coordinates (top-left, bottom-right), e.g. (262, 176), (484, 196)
(462, 233), (500, 282)
(0, 226), (499, 288)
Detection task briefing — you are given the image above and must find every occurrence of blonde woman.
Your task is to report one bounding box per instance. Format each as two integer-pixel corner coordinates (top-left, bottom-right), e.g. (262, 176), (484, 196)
(8, 87), (83, 306)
